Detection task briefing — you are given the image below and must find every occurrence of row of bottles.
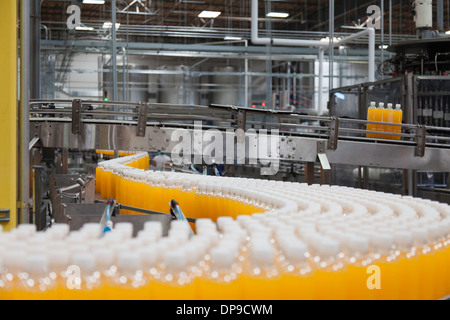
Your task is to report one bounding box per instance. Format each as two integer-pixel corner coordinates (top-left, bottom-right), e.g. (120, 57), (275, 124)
(0, 212), (449, 300)
(94, 153), (450, 299)
(366, 101), (403, 140)
(95, 153), (269, 219)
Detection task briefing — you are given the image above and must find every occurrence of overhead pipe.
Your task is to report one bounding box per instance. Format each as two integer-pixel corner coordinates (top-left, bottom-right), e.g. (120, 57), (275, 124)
(251, 0), (376, 112)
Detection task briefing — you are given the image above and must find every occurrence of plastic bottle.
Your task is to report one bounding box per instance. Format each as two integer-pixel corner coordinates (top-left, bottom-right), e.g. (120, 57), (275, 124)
(1, 251), (27, 299)
(47, 249), (70, 300)
(110, 252), (146, 300)
(426, 223), (446, 299)
(154, 249), (196, 300)
(279, 239), (314, 300)
(411, 227), (436, 300)
(393, 104), (403, 140)
(370, 233), (399, 300)
(366, 101), (377, 138)
(68, 253), (101, 300)
(313, 237), (346, 300)
(17, 254), (53, 300)
(374, 102), (385, 139)
(198, 245), (242, 300)
(393, 230), (419, 300)
(344, 236), (374, 300)
(242, 240), (281, 300)
(383, 103), (395, 139)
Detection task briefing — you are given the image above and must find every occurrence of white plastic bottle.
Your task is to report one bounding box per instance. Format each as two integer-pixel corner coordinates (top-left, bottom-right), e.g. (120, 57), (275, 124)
(110, 252), (147, 300)
(198, 245), (242, 300)
(242, 240), (281, 300)
(17, 254), (53, 300)
(154, 249), (196, 300)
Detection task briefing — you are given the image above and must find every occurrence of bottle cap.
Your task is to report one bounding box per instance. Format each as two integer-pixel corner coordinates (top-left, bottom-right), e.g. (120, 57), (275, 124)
(379, 102), (385, 108)
(117, 252), (142, 273)
(411, 227), (428, 246)
(370, 101), (376, 107)
(4, 251), (26, 273)
(92, 248), (115, 271)
(372, 233), (393, 251)
(139, 246), (159, 268)
(72, 253), (96, 274)
(393, 230), (413, 248)
(283, 240), (308, 264)
(25, 254), (49, 275)
(347, 236), (369, 254)
(250, 242), (275, 267)
(318, 238), (340, 258)
(114, 222), (134, 239)
(210, 247), (234, 269)
(164, 249), (186, 272)
(395, 104), (402, 110)
(387, 103), (393, 109)
(143, 221), (163, 239)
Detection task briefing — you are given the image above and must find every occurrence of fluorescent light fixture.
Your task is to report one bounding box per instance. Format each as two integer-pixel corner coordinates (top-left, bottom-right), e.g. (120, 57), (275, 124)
(224, 36), (242, 41)
(320, 36), (341, 42)
(445, 30), (450, 35)
(102, 22), (121, 30)
(83, 0), (105, 4)
(198, 11), (221, 18)
(379, 45), (389, 49)
(266, 12), (289, 18)
(76, 25), (94, 31)
(334, 92), (346, 100)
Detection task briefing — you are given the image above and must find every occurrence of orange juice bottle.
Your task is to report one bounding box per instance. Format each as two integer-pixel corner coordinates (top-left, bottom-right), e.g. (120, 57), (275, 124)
(198, 245), (242, 300)
(374, 102), (385, 139)
(242, 240), (281, 300)
(411, 227), (435, 300)
(279, 239), (315, 300)
(67, 253), (102, 300)
(393, 230), (420, 300)
(47, 249), (70, 300)
(366, 101), (377, 138)
(109, 252), (147, 300)
(90, 248), (116, 300)
(2, 250), (27, 300)
(95, 165), (104, 194)
(370, 233), (400, 300)
(344, 236), (374, 300)
(154, 249), (196, 300)
(383, 103), (395, 140)
(426, 223), (447, 299)
(392, 104), (403, 140)
(16, 254), (54, 300)
(313, 237), (347, 300)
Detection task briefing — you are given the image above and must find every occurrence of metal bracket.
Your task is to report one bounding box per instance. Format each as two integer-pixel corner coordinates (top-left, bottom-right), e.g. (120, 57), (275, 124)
(237, 109), (247, 131)
(415, 125), (426, 157)
(136, 102), (148, 137)
(328, 116), (339, 150)
(317, 140), (331, 185)
(71, 99), (83, 134)
(0, 209), (10, 222)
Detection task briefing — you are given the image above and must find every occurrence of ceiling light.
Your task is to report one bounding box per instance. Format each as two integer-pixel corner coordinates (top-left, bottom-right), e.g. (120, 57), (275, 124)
(379, 45), (389, 49)
(83, 0), (105, 4)
(320, 36), (341, 42)
(198, 11), (221, 19)
(266, 12), (289, 18)
(102, 22), (121, 30)
(76, 25), (94, 31)
(224, 36), (242, 41)
(445, 30), (450, 35)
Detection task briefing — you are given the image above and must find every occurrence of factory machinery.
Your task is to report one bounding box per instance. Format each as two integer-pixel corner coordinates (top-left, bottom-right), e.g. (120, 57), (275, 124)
(1, 0), (450, 301)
